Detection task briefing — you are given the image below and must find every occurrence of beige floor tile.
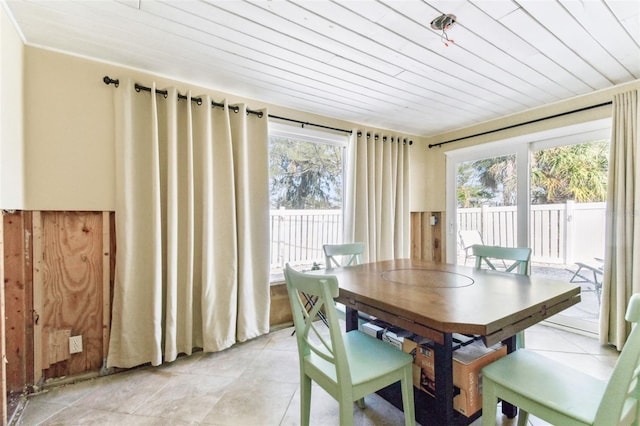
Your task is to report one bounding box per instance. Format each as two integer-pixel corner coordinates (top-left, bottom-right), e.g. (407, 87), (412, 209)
(524, 326), (585, 352)
(200, 378), (297, 425)
(39, 405), (196, 425)
(132, 373), (235, 423)
(529, 350), (614, 381)
(14, 324), (619, 426)
(72, 368), (177, 414)
(239, 349), (300, 384)
(27, 377), (109, 407)
(16, 400), (67, 425)
(187, 346), (261, 378)
(281, 383), (410, 426)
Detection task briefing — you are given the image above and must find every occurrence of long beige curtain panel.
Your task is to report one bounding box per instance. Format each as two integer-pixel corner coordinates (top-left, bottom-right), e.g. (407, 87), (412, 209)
(108, 80), (270, 368)
(345, 131), (410, 263)
(601, 89), (639, 351)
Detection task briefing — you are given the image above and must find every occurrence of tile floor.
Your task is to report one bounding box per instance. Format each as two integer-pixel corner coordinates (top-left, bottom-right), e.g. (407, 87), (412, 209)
(12, 322), (619, 426)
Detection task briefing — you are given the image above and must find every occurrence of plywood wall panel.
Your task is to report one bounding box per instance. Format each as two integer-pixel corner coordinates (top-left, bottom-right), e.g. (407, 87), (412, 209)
(39, 212), (105, 379)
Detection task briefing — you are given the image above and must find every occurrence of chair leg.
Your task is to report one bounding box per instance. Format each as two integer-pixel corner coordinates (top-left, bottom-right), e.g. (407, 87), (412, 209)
(339, 398), (354, 426)
(517, 409), (529, 426)
(570, 265), (584, 283)
(300, 375), (312, 426)
(401, 366), (416, 426)
(481, 378), (499, 426)
(356, 397), (365, 409)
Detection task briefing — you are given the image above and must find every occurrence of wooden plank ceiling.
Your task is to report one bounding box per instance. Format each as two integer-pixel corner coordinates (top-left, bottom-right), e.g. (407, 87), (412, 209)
(5, 0), (640, 136)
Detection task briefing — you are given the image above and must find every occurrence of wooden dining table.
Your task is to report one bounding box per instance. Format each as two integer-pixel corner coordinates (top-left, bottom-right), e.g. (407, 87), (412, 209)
(322, 258), (581, 425)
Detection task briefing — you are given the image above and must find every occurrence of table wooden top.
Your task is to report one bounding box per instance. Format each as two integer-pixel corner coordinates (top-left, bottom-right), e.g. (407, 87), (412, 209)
(323, 258), (581, 343)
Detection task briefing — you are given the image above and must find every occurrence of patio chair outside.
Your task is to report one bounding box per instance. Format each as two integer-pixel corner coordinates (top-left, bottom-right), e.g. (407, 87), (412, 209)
(459, 229), (484, 265)
(570, 258), (603, 306)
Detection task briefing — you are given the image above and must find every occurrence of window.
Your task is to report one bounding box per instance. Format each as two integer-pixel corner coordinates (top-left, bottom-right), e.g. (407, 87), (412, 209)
(446, 118), (611, 334)
(268, 122), (348, 280)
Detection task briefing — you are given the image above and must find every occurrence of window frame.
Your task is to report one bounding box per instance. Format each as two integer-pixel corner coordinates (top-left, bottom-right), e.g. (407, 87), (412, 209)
(267, 121), (349, 281)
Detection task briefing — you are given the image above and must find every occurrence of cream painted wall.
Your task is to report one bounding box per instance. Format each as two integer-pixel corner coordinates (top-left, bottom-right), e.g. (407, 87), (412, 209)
(0, 5), (24, 208)
(412, 79), (640, 213)
(21, 46), (426, 211)
(22, 44), (636, 214)
(24, 49), (116, 210)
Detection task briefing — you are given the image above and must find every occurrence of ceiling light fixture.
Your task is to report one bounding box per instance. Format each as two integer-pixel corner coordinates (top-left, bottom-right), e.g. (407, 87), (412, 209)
(430, 13), (456, 47)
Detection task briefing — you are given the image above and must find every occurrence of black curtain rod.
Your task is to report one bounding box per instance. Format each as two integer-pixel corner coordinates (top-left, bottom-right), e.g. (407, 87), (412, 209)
(103, 76), (353, 135)
(268, 114), (352, 134)
(428, 101), (613, 149)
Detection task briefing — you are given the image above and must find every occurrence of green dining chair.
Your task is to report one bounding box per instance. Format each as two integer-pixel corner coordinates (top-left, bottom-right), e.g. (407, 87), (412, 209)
(472, 244), (532, 349)
(323, 242), (365, 269)
(284, 264), (415, 426)
(482, 293), (640, 426)
(323, 242), (369, 324)
(472, 244), (532, 275)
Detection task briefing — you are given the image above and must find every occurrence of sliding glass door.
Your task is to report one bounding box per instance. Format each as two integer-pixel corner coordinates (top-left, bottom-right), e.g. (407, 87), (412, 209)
(447, 143), (529, 265)
(446, 121), (610, 335)
(529, 138), (609, 333)
(455, 154), (518, 266)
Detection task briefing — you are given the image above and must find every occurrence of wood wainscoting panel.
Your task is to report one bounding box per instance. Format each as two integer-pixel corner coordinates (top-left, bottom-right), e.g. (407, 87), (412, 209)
(410, 212), (445, 263)
(269, 283), (292, 329)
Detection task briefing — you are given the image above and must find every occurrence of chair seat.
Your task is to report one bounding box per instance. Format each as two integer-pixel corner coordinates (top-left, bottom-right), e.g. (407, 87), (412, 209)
(306, 330), (412, 387)
(482, 350), (605, 424)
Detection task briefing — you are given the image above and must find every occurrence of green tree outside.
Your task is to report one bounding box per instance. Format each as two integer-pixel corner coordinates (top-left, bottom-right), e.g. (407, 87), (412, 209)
(269, 136), (343, 209)
(457, 140), (609, 207)
(531, 140), (608, 204)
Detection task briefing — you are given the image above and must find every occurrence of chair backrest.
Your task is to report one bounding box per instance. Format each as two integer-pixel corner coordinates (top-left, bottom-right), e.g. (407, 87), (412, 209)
(595, 293), (640, 424)
(459, 230), (483, 249)
(323, 242), (364, 269)
(472, 244), (532, 275)
(284, 264), (352, 386)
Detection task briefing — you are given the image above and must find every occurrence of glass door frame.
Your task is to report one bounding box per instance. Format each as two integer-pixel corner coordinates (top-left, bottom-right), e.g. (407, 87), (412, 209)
(444, 119), (611, 335)
(445, 142), (530, 262)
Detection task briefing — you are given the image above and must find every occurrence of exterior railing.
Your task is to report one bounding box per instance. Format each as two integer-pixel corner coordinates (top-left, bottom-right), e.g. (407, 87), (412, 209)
(269, 202), (606, 274)
(270, 209), (342, 273)
(458, 201), (606, 264)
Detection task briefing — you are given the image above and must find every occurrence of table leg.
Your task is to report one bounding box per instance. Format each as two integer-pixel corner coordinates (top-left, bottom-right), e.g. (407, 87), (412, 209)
(345, 306), (358, 332)
(433, 333), (455, 424)
(345, 310), (472, 425)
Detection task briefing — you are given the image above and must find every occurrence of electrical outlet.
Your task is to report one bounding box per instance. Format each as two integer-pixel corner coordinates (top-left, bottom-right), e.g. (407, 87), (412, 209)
(69, 335), (83, 354)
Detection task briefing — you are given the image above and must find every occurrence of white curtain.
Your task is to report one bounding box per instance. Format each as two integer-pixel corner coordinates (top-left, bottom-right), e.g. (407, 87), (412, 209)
(344, 130), (410, 262)
(108, 80), (270, 368)
(600, 90), (640, 350)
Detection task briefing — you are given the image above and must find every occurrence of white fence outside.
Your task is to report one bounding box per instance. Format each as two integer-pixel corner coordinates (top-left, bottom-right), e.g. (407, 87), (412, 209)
(458, 201), (606, 264)
(269, 202), (606, 273)
(270, 209), (342, 272)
